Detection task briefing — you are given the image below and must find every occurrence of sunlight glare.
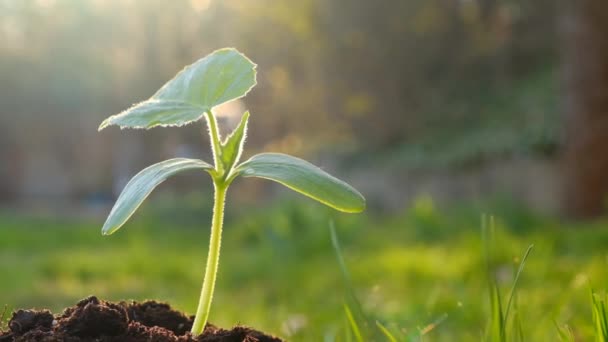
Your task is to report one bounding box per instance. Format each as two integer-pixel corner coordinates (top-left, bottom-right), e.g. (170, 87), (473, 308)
(191, 0), (211, 12)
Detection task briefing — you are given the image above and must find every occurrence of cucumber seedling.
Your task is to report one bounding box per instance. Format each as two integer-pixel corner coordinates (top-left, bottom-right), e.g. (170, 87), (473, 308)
(98, 48), (366, 336)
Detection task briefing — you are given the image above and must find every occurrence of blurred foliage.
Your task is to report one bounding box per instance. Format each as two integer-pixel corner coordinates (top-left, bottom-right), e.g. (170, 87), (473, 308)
(385, 68), (559, 168)
(1, 196), (608, 340)
(0, 0), (558, 166)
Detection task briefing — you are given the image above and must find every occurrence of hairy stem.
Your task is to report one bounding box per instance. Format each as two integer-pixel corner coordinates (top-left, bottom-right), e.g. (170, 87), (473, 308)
(205, 111), (223, 174)
(191, 181), (228, 335)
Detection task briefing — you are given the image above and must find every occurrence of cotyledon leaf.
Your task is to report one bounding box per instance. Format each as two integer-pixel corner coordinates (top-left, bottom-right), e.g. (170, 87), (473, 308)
(234, 153), (365, 213)
(102, 158), (213, 235)
(99, 48), (257, 130)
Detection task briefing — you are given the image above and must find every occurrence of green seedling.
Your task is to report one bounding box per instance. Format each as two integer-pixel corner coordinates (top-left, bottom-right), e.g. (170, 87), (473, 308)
(98, 48), (365, 336)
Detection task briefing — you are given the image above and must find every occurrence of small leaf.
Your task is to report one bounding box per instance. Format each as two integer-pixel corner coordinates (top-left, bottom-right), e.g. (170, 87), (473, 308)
(220, 111), (249, 172)
(99, 48), (257, 130)
(102, 158), (213, 235)
(235, 153), (365, 213)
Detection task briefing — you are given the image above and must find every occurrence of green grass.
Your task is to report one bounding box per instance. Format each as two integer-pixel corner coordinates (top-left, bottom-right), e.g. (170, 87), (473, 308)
(1, 196), (608, 341)
(591, 290), (608, 342)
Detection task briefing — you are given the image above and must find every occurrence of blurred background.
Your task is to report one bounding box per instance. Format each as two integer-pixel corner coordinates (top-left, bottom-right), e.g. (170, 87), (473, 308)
(2, 0), (608, 340)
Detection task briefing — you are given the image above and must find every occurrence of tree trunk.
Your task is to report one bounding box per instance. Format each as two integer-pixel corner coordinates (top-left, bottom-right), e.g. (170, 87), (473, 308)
(562, 0), (608, 218)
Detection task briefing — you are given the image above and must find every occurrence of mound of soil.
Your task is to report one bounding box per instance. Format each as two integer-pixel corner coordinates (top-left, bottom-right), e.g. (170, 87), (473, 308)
(0, 296), (284, 341)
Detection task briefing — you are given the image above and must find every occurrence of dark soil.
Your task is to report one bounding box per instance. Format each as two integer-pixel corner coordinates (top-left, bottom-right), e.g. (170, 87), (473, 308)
(0, 296), (284, 342)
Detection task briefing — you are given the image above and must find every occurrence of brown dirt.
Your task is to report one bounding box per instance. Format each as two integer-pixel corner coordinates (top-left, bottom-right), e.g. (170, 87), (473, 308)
(0, 296), (284, 342)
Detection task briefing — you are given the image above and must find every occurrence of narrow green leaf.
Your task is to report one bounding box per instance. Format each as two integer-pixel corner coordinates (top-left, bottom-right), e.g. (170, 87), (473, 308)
(504, 244), (534, 327)
(220, 111), (249, 172)
(489, 283), (505, 342)
(344, 304), (364, 342)
(330, 221), (370, 337)
(513, 310), (524, 342)
(592, 290), (608, 342)
(102, 158), (213, 235)
(375, 321), (398, 342)
(554, 320), (575, 342)
(99, 48), (257, 130)
(235, 153), (365, 213)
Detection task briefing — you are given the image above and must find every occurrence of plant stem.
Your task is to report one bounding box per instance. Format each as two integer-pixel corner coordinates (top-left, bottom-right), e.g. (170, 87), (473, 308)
(191, 181), (228, 335)
(205, 111), (223, 173)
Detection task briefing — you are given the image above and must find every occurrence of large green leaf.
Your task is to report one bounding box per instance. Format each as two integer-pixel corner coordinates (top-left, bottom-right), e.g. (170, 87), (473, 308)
(102, 158), (213, 235)
(235, 153), (365, 213)
(99, 48), (257, 130)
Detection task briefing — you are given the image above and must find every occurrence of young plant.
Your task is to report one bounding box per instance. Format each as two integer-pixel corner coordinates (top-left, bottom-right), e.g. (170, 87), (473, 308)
(98, 48), (366, 336)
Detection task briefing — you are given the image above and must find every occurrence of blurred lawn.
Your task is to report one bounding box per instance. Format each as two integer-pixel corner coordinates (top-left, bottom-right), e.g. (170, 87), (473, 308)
(1, 196), (608, 341)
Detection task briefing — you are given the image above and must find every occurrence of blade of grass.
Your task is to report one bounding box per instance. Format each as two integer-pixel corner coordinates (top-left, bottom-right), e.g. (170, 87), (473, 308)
(504, 244), (534, 324)
(376, 321), (398, 342)
(344, 314), (353, 342)
(513, 309), (524, 342)
(482, 215), (504, 342)
(330, 221), (368, 330)
(488, 282), (505, 342)
(482, 215), (533, 342)
(332, 221), (406, 341)
(344, 304), (364, 342)
(553, 320), (575, 342)
(591, 290), (608, 342)
(419, 313), (448, 336)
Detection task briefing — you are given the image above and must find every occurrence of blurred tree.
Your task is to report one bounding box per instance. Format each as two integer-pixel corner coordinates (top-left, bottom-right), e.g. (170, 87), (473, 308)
(562, 0), (608, 218)
(0, 0), (561, 205)
(318, 0), (556, 152)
